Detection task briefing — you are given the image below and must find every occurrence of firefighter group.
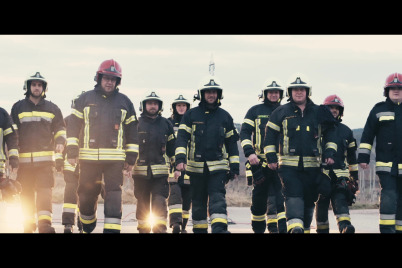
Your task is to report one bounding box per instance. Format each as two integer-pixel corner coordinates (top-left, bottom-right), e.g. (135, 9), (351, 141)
(0, 58), (401, 234)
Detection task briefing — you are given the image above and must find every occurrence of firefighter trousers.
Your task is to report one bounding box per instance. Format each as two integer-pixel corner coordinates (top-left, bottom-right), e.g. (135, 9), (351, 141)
(78, 161), (124, 233)
(315, 173), (353, 233)
(17, 164), (54, 233)
(251, 168), (286, 233)
(378, 172), (402, 233)
(133, 173), (170, 233)
(277, 166), (321, 233)
(168, 182), (191, 230)
(190, 166), (229, 233)
(62, 169), (82, 231)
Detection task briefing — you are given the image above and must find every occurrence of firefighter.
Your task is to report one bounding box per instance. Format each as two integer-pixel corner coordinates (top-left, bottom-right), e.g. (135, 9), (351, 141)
(0, 107), (20, 202)
(132, 92), (176, 233)
(167, 95), (192, 233)
(263, 75), (337, 233)
(11, 72), (66, 233)
(175, 75), (240, 233)
(66, 59), (139, 233)
(315, 94), (358, 233)
(358, 72), (402, 233)
(240, 79), (286, 233)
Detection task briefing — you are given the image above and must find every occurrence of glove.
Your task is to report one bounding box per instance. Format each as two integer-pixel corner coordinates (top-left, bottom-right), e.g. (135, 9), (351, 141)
(8, 156), (18, 169)
(251, 163), (265, 186)
(55, 158), (64, 172)
(0, 178), (22, 202)
(225, 170), (236, 185)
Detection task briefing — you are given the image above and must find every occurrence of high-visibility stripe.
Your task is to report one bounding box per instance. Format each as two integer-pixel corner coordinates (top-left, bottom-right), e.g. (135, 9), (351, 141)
(72, 109), (84, 119)
(80, 214), (97, 224)
(67, 137), (79, 146)
(348, 141), (356, 148)
(3, 127), (13, 136)
(325, 142), (338, 151)
(225, 130), (234, 138)
(193, 220), (208, 229)
(38, 210), (52, 222)
(376, 111), (395, 118)
(175, 147), (187, 156)
(267, 121), (280, 132)
(349, 164), (358, 172)
(18, 111), (55, 123)
(104, 223), (122, 231)
(376, 161), (392, 172)
(19, 151), (55, 163)
(241, 139), (253, 148)
(167, 134), (175, 141)
(359, 143), (372, 150)
(210, 213), (228, 225)
(8, 149), (18, 157)
(243, 118), (255, 127)
(251, 214), (266, 222)
(54, 130), (66, 140)
(126, 144), (139, 153)
(277, 212), (286, 220)
(264, 145), (276, 154)
(379, 115), (395, 121)
(125, 115), (136, 124)
(179, 124), (192, 134)
(229, 156), (239, 164)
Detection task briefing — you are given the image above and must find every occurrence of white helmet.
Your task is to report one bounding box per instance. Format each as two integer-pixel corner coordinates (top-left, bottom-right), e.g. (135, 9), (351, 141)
(286, 74), (312, 98)
(259, 78), (284, 102)
(139, 91), (163, 113)
(23, 72), (48, 95)
(194, 75), (223, 102)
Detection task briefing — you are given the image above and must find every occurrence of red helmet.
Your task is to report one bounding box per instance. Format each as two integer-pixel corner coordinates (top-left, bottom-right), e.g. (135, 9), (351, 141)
(94, 59), (122, 86)
(384, 72), (402, 97)
(323, 94), (344, 116)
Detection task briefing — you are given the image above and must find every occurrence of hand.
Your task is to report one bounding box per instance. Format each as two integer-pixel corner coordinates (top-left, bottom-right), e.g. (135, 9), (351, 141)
(176, 163), (187, 171)
(268, 162), (278, 170)
(248, 154), (260, 166)
(359, 163), (369, 169)
(123, 162), (133, 177)
(68, 158), (77, 166)
(55, 144), (65, 154)
(325, 158), (334, 165)
(174, 170), (181, 180)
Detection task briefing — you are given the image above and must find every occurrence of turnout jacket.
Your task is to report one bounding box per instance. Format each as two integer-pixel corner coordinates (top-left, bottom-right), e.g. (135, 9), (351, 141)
(240, 100), (280, 159)
(263, 99), (337, 169)
(66, 86), (139, 165)
(358, 98), (402, 175)
(0, 108), (18, 173)
(175, 102), (240, 175)
(133, 114), (175, 178)
(11, 97), (65, 165)
(322, 120), (358, 179)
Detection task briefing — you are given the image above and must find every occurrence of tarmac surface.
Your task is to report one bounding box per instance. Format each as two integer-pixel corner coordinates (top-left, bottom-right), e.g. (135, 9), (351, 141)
(0, 202), (381, 233)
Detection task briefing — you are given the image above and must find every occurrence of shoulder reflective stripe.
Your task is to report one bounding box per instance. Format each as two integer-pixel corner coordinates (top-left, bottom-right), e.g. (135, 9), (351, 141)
(267, 121), (280, 132)
(243, 118), (255, 127)
(349, 164), (358, 172)
(229, 156), (239, 164)
(3, 127), (13, 136)
(241, 139), (253, 148)
(179, 124), (192, 134)
(126, 144), (139, 153)
(325, 142), (338, 151)
(125, 115), (136, 124)
(359, 143), (372, 150)
(54, 130), (66, 140)
(376, 111), (395, 118)
(264, 145), (276, 154)
(72, 109), (84, 119)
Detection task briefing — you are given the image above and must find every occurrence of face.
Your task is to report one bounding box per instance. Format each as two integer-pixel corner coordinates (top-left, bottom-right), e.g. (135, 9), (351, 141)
(266, 90), (280, 102)
(328, 105), (340, 118)
(175, 102), (188, 115)
(388, 87), (402, 103)
(291, 87), (307, 104)
(204, 89), (218, 104)
(145, 100), (160, 115)
(30, 80), (44, 98)
(101, 75), (117, 93)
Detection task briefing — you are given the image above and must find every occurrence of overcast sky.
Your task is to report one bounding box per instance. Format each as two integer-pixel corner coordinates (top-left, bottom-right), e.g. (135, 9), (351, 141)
(0, 34), (400, 130)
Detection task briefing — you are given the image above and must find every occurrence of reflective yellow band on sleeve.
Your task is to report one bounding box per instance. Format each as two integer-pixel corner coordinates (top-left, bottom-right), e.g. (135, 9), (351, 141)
(126, 144), (139, 153)
(125, 115), (136, 124)
(67, 137), (79, 146)
(179, 124), (192, 134)
(3, 127), (13, 136)
(8, 149), (18, 157)
(175, 147), (187, 156)
(348, 141), (356, 148)
(359, 143), (372, 150)
(264, 145), (276, 154)
(349, 164), (358, 172)
(241, 139), (253, 148)
(225, 130), (234, 138)
(72, 109), (84, 119)
(167, 134), (175, 141)
(267, 121), (280, 132)
(243, 118), (255, 127)
(229, 156), (240, 164)
(54, 130), (66, 140)
(325, 142), (338, 151)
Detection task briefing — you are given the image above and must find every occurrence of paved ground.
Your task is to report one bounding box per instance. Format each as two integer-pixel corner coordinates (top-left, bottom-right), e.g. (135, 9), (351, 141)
(0, 202), (380, 233)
